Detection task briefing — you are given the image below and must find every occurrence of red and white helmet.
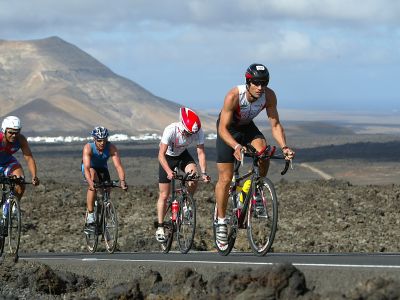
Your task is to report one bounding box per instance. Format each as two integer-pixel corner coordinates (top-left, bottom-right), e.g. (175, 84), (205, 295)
(179, 107), (201, 134)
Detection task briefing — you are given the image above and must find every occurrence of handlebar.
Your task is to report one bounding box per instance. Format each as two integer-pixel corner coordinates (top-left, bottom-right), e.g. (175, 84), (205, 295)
(93, 180), (120, 189)
(0, 175), (29, 185)
(235, 144), (292, 175)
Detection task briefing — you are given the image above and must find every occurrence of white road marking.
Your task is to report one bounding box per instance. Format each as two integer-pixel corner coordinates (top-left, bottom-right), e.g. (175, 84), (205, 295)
(22, 257), (400, 269)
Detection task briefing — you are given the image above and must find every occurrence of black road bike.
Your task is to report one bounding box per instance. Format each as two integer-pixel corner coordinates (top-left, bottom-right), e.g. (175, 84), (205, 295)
(213, 144), (291, 256)
(160, 169), (200, 254)
(84, 180), (119, 253)
(0, 175), (26, 262)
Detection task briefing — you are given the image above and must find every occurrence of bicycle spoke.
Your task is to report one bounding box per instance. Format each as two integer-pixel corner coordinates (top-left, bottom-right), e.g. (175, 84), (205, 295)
(177, 193), (196, 254)
(247, 178), (278, 256)
(104, 201), (118, 253)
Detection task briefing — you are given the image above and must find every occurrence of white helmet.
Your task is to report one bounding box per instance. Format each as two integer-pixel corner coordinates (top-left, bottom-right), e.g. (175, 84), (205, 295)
(1, 116), (22, 133)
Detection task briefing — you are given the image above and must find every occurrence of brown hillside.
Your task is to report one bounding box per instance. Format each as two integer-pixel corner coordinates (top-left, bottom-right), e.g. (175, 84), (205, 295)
(0, 36), (215, 135)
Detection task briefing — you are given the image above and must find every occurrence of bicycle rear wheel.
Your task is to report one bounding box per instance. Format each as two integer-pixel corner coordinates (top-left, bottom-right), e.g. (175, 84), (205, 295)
(213, 193), (238, 256)
(177, 193), (196, 254)
(247, 178), (278, 256)
(8, 197), (21, 258)
(0, 220), (5, 257)
(84, 203), (99, 253)
(161, 203), (174, 253)
(104, 200), (118, 253)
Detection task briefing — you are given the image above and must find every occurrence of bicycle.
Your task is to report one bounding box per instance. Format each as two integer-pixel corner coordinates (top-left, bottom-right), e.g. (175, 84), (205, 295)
(0, 175), (27, 262)
(159, 168), (200, 254)
(213, 144), (291, 256)
(84, 180), (119, 254)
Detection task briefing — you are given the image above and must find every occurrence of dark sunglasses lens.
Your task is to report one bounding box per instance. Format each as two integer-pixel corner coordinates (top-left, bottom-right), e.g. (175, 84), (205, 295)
(252, 81), (268, 87)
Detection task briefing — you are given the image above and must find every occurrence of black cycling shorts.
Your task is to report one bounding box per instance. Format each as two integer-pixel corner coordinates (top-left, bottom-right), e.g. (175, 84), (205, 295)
(81, 164), (111, 183)
(216, 120), (265, 163)
(159, 149), (196, 183)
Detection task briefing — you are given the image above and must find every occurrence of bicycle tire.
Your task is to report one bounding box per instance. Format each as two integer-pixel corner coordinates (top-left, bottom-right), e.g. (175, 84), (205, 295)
(177, 193), (196, 254)
(247, 178), (278, 256)
(85, 201), (99, 253)
(104, 199), (118, 253)
(213, 194), (237, 256)
(161, 203), (174, 253)
(7, 196), (21, 258)
(0, 221), (5, 257)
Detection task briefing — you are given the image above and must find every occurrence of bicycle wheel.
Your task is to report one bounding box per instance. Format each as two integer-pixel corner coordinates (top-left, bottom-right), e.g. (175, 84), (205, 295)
(0, 220), (5, 257)
(247, 178), (278, 256)
(7, 197), (21, 257)
(84, 202), (99, 253)
(177, 193), (196, 254)
(104, 200), (118, 253)
(212, 193), (238, 256)
(161, 203), (174, 253)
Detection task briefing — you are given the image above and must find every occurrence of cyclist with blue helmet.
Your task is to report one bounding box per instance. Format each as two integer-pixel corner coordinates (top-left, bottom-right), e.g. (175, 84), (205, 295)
(81, 126), (127, 226)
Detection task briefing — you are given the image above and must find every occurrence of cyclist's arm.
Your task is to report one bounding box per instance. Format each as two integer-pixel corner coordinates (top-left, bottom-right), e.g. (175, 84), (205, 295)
(158, 142), (174, 179)
(82, 143), (95, 189)
(265, 88), (295, 158)
(197, 144), (210, 182)
(109, 144), (127, 186)
(218, 87), (243, 160)
(19, 134), (39, 185)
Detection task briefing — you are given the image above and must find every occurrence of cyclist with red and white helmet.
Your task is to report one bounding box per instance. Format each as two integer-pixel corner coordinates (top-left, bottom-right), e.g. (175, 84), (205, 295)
(155, 107), (210, 242)
(0, 116), (40, 198)
(214, 63), (295, 249)
(81, 126), (128, 227)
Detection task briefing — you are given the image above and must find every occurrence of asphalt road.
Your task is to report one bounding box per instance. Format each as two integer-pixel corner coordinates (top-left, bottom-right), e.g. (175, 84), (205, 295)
(20, 251), (400, 294)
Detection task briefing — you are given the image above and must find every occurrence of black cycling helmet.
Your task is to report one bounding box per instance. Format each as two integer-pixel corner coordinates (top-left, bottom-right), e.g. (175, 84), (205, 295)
(245, 63), (270, 86)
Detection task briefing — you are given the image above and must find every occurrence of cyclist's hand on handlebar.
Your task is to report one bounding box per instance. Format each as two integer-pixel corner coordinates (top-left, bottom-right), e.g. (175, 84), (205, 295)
(167, 170), (175, 180)
(202, 173), (211, 183)
(233, 144), (244, 161)
(120, 180), (128, 191)
(32, 176), (40, 186)
(282, 146), (295, 160)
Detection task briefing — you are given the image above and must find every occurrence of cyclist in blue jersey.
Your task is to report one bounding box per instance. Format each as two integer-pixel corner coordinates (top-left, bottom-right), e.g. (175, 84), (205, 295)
(82, 126), (127, 225)
(214, 63), (295, 248)
(0, 116), (40, 199)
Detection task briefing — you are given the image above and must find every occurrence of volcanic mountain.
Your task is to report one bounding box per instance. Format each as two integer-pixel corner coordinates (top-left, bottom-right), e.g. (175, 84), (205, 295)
(0, 36), (215, 136)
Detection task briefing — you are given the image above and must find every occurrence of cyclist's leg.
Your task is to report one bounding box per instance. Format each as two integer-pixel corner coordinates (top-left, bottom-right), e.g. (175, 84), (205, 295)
(6, 160), (25, 199)
(156, 159), (175, 242)
(215, 127), (237, 219)
(180, 150), (197, 195)
(245, 122), (269, 177)
(83, 166), (99, 224)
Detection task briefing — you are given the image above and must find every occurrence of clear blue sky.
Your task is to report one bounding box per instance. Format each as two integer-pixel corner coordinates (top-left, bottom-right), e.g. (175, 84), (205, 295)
(1, 0), (399, 113)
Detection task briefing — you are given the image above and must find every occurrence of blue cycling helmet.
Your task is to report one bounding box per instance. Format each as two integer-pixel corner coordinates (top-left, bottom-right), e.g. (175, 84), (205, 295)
(91, 126), (109, 139)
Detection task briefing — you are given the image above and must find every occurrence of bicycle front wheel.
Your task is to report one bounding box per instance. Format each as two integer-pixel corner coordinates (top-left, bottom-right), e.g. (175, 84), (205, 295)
(247, 178), (278, 256)
(104, 200), (118, 253)
(177, 193), (196, 254)
(8, 196), (21, 258)
(161, 203), (174, 253)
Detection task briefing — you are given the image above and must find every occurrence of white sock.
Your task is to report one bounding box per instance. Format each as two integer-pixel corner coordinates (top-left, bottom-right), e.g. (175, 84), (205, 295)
(217, 217), (226, 224)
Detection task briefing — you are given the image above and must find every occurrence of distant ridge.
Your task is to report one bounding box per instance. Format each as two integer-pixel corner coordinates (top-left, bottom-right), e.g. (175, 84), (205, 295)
(0, 36), (215, 135)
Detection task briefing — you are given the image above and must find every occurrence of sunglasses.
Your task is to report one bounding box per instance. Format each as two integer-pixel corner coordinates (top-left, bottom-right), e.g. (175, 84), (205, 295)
(95, 138), (107, 143)
(7, 130), (20, 136)
(251, 80), (268, 87)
